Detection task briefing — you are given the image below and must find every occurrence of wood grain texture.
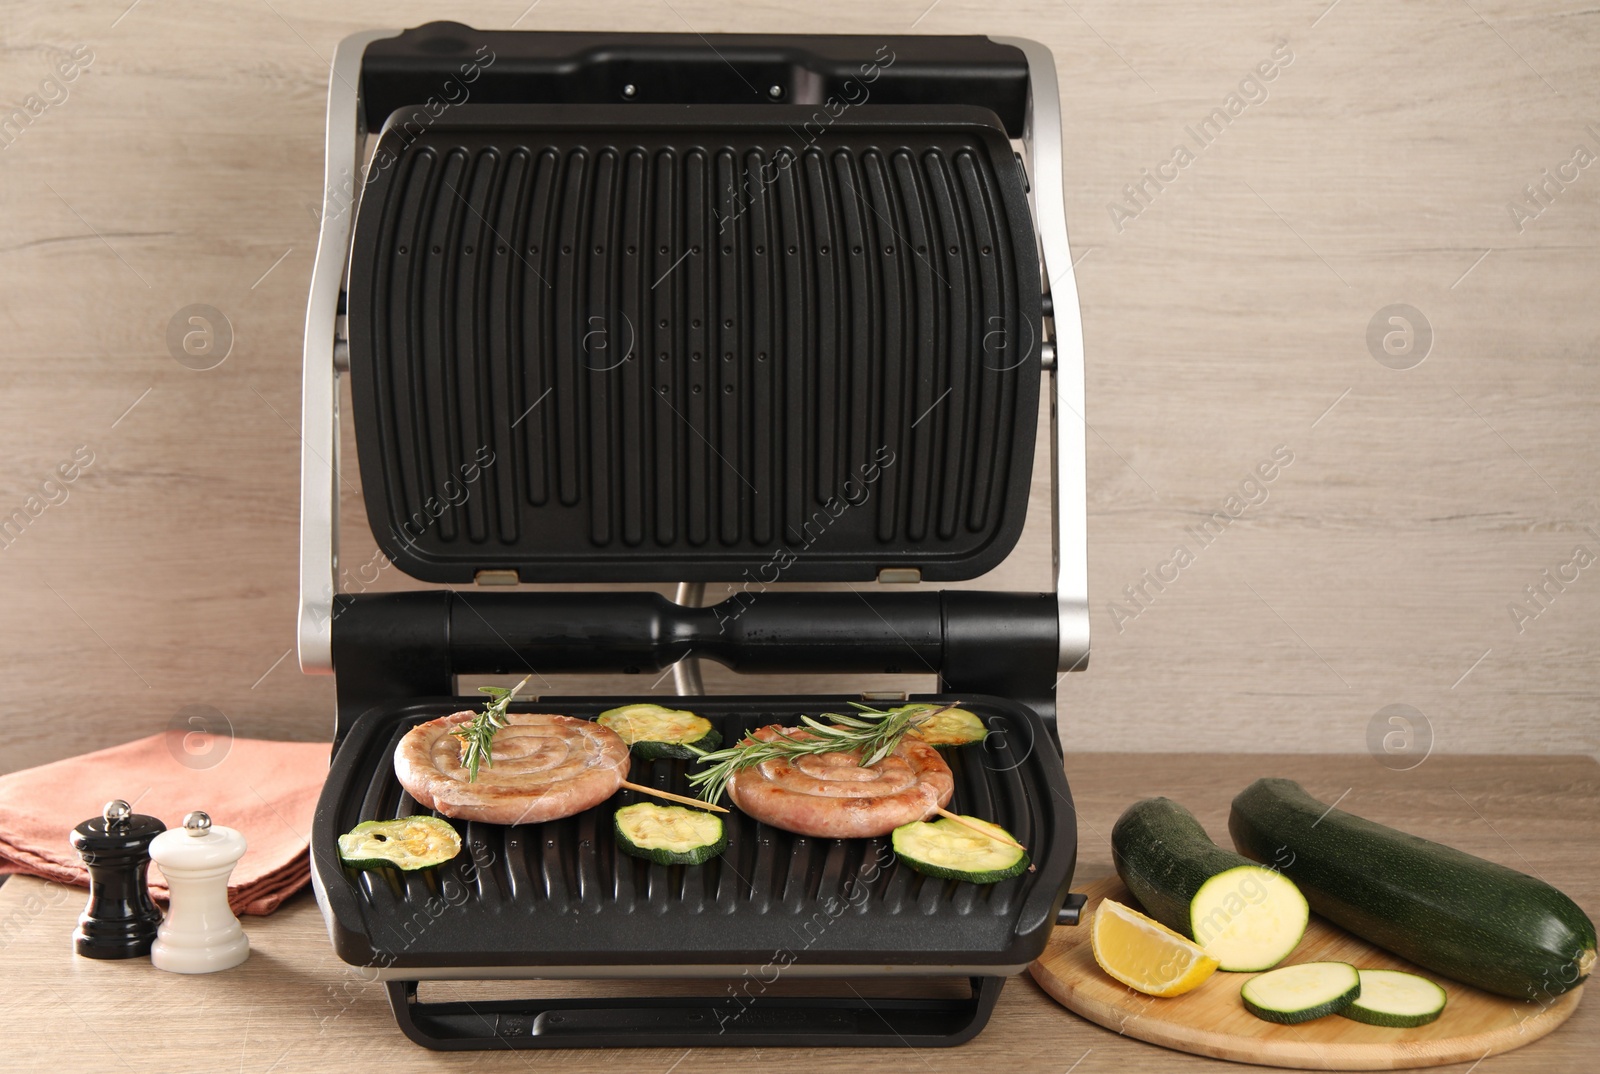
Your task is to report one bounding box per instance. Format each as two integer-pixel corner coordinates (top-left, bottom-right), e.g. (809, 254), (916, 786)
(1030, 876), (1582, 1070)
(0, 753), (1593, 1073)
(0, 5), (1596, 767)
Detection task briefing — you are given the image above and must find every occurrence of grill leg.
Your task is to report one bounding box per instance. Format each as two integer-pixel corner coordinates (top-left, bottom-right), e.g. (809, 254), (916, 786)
(385, 976), (1006, 1049)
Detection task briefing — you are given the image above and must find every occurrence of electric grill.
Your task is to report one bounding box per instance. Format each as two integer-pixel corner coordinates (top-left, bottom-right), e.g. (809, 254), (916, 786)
(298, 22), (1089, 1050)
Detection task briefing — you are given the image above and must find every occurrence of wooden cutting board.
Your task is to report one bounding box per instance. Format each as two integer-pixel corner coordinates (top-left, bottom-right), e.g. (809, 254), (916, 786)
(1028, 877), (1583, 1070)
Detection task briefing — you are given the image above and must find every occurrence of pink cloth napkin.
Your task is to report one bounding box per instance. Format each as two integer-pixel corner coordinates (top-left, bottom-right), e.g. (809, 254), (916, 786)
(0, 731), (329, 914)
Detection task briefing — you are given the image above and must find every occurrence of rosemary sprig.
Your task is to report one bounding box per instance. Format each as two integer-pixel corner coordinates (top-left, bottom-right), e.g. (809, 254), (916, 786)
(685, 701), (958, 804)
(450, 676), (530, 782)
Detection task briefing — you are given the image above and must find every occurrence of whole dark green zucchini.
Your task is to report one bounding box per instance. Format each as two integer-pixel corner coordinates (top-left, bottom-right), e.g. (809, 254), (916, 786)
(1230, 778), (1597, 1000)
(1113, 797), (1308, 971)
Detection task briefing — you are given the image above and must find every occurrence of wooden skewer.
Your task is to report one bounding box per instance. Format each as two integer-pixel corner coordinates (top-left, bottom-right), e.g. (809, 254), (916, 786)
(621, 780), (729, 814)
(935, 807), (1027, 851)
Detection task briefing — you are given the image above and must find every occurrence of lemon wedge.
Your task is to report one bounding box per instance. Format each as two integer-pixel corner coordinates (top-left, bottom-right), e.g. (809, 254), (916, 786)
(1090, 896), (1220, 997)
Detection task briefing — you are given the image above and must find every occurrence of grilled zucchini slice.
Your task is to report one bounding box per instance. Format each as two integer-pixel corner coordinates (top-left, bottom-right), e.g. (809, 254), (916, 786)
(906, 705), (988, 748)
(614, 802), (727, 865)
(597, 704), (721, 760)
(892, 815), (1029, 883)
(337, 816), (461, 871)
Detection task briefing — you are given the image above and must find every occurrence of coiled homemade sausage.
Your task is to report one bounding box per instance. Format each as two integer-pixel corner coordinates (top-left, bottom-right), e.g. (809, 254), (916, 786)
(395, 712), (630, 825)
(726, 726), (954, 838)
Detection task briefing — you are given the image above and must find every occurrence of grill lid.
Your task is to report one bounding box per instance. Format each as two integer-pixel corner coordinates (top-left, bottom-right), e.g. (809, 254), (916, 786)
(345, 104), (1042, 583)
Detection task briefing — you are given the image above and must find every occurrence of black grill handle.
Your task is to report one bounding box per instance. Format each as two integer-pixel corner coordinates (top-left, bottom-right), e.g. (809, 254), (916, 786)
(385, 976), (1005, 1050)
(360, 23), (1030, 136)
(328, 590), (1059, 746)
(1055, 890), (1089, 926)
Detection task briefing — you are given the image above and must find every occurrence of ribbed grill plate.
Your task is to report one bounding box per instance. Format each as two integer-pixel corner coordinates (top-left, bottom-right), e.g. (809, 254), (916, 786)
(313, 695), (1075, 970)
(346, 105), (1042, 582)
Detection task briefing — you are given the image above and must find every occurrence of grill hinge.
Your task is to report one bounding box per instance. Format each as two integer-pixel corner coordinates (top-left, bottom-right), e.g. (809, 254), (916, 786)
(333, 313), (350, 372)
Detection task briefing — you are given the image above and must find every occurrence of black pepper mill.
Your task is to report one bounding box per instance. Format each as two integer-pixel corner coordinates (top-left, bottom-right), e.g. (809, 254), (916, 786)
(70, 799), (166, 959)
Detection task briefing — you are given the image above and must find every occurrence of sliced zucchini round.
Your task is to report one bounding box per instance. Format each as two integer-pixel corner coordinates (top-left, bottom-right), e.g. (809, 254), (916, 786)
(907, 706), (988, 748)
(1241, 961), (1361, 1024)
(1339, 969), (1448, 1028)
(337, 816), (461, 871)
(892, 815), (1029, 883)
(614, 802), (727, 866)
(1189, 864), (1310, 972)
(597, 704), (721, 760)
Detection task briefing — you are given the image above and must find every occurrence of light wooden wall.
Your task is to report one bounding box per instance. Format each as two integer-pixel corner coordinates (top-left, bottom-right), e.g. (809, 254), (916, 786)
(1, 0), (1595, 773)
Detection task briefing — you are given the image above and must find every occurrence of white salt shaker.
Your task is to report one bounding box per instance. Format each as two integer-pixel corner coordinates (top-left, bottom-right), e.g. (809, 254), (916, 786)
(149, 811), (249, 973)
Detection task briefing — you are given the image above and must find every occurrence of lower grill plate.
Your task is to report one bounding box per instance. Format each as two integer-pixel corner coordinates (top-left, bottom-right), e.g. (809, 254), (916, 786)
(313, 694), (1075, 972)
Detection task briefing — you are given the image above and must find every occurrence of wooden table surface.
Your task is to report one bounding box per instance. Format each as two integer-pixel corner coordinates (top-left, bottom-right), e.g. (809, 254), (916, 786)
(1, 753), (1592, 1073)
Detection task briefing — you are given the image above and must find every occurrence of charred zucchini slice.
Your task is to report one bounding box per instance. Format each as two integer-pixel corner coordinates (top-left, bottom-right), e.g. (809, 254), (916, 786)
(614, 802), (727, 865)
(892, 815), (1029, 883)
(337, 816), (461, 871)
(597, 704), (721, 760)
(906, 705), (988, 748)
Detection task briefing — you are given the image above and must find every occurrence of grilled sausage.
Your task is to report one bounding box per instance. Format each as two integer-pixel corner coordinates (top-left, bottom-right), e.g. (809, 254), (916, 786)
(726, 726), (954, 838)
(395, 712), (629, 825)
